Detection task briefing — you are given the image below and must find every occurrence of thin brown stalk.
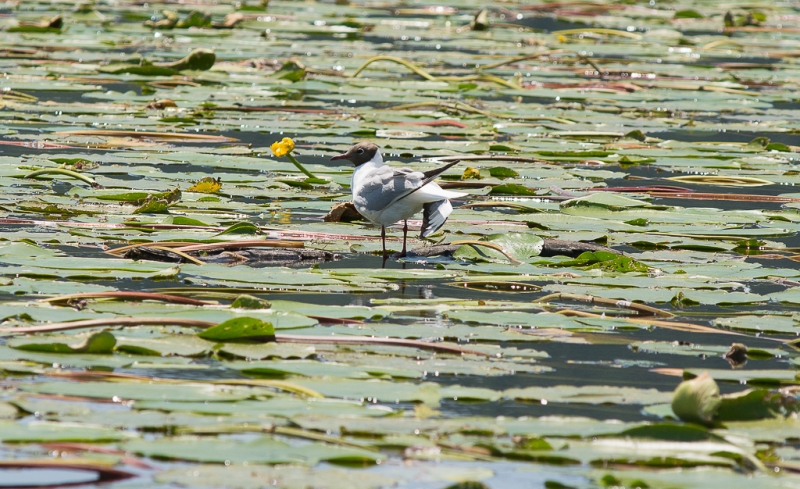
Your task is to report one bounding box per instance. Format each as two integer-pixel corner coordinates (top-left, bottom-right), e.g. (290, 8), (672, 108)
(538, 292), (674, 318)
(387, 101), (574, 124)
(38, 443), (153, 470)
(648, 192), (800, 203)
(275, 334), (488, 356)
(108, 240), (305, 258)
(0, 317), (216, 334)
(54, 130), (237, 142)
(625, 318), (771, 338)
(555, 309), (601, 318)
(46, 370), (325, 398)
(210, 106), (343, 114)
(272, 426), (379, 451)
(460, 202), (542, 212)
(307, 316), (364, 325)
(210, 379), (324, 398)
(106, 241), (201, 256)
(175, 240), (305, 252)
(0, 460), (135, 482)
(40, 291), (215, 306)
(554, 309), (784, 341)
(148, 246), (206, 265)
(478, 49), (604, 77)
(431, 155), (547, 163)
(350, 55), (439, 80)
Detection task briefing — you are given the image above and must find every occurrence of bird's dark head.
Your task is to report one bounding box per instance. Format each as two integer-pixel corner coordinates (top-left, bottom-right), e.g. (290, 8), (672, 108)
(329, 142), (380, 166)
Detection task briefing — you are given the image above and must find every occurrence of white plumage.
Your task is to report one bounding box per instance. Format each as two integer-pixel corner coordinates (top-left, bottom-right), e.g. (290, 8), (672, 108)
(331, 142), (464, 259)
(350, 152), (464, 235)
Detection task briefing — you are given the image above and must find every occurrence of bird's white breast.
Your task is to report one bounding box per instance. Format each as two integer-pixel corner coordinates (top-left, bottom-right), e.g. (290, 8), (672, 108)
(350, 152), (384, 192)
(351, 152), (387, 224)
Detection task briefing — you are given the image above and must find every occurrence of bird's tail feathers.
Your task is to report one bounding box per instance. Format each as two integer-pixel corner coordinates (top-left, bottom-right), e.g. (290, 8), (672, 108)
(420, 199), (453, 238)
(440, 189), (467, 200)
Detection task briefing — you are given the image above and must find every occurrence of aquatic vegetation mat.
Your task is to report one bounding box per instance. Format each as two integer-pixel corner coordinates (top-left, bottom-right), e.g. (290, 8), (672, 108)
(1, 0), (800, 487)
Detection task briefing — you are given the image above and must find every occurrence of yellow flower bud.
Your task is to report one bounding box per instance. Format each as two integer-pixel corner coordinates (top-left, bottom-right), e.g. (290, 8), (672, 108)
(270, 137), (295, 157)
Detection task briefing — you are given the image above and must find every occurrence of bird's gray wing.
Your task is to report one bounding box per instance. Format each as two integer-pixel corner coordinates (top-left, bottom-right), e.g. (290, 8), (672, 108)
(356, 166), (423, 212)
(395, 160), (460, 204)
(375, 160), (462, 212)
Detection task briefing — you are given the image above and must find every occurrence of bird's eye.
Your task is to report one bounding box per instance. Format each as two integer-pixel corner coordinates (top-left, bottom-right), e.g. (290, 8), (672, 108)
(357, 148), (364, 154)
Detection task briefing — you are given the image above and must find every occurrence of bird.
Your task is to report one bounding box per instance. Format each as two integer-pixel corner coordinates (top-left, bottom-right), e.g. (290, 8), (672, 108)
(330, 142), (464, 260)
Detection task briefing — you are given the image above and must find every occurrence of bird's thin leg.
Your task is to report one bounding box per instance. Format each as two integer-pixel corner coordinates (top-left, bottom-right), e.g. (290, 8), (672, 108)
(381, 225), (387, 260)
(400, 220), (408, 257)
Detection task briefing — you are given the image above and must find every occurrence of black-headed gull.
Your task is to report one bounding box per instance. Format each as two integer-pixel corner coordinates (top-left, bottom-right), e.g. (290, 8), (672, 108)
(330, 142), (464, 259)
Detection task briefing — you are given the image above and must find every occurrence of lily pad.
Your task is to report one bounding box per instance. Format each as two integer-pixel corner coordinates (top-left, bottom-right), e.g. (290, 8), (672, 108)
(123, 436), (384, 465)
(454, 232), (544, 264)
(198, 317), (276, 342)
(8, 332), (116, 354)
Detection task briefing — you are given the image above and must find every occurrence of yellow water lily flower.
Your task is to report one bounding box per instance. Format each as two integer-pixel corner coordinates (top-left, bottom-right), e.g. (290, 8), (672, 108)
(187, 176), (222, 193)
(270, 137), (295, 157)
(268, 136), (322, 180)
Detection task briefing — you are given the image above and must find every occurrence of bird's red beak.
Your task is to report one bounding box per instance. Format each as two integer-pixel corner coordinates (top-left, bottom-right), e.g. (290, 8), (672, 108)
(329, 152), (349, 161)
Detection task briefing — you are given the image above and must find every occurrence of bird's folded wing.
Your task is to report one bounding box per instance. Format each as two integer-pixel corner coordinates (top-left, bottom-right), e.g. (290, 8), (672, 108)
(355, 166), (423, 212)
(356, 161), (460, 213)
(392, 159), (460, 205)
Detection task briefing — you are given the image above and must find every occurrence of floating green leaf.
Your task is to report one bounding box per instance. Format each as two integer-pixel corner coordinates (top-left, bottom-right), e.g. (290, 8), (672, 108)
(553, 251), (649, 273)
(674, 10), (704, 19)
(10, 332), (116, 355)
(198, 317), (275, 342)
(489, 183), (537, 196)
(215, 222), (259, 235)
(124, 435), (383, 465)
(453, 232), (544, 263)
